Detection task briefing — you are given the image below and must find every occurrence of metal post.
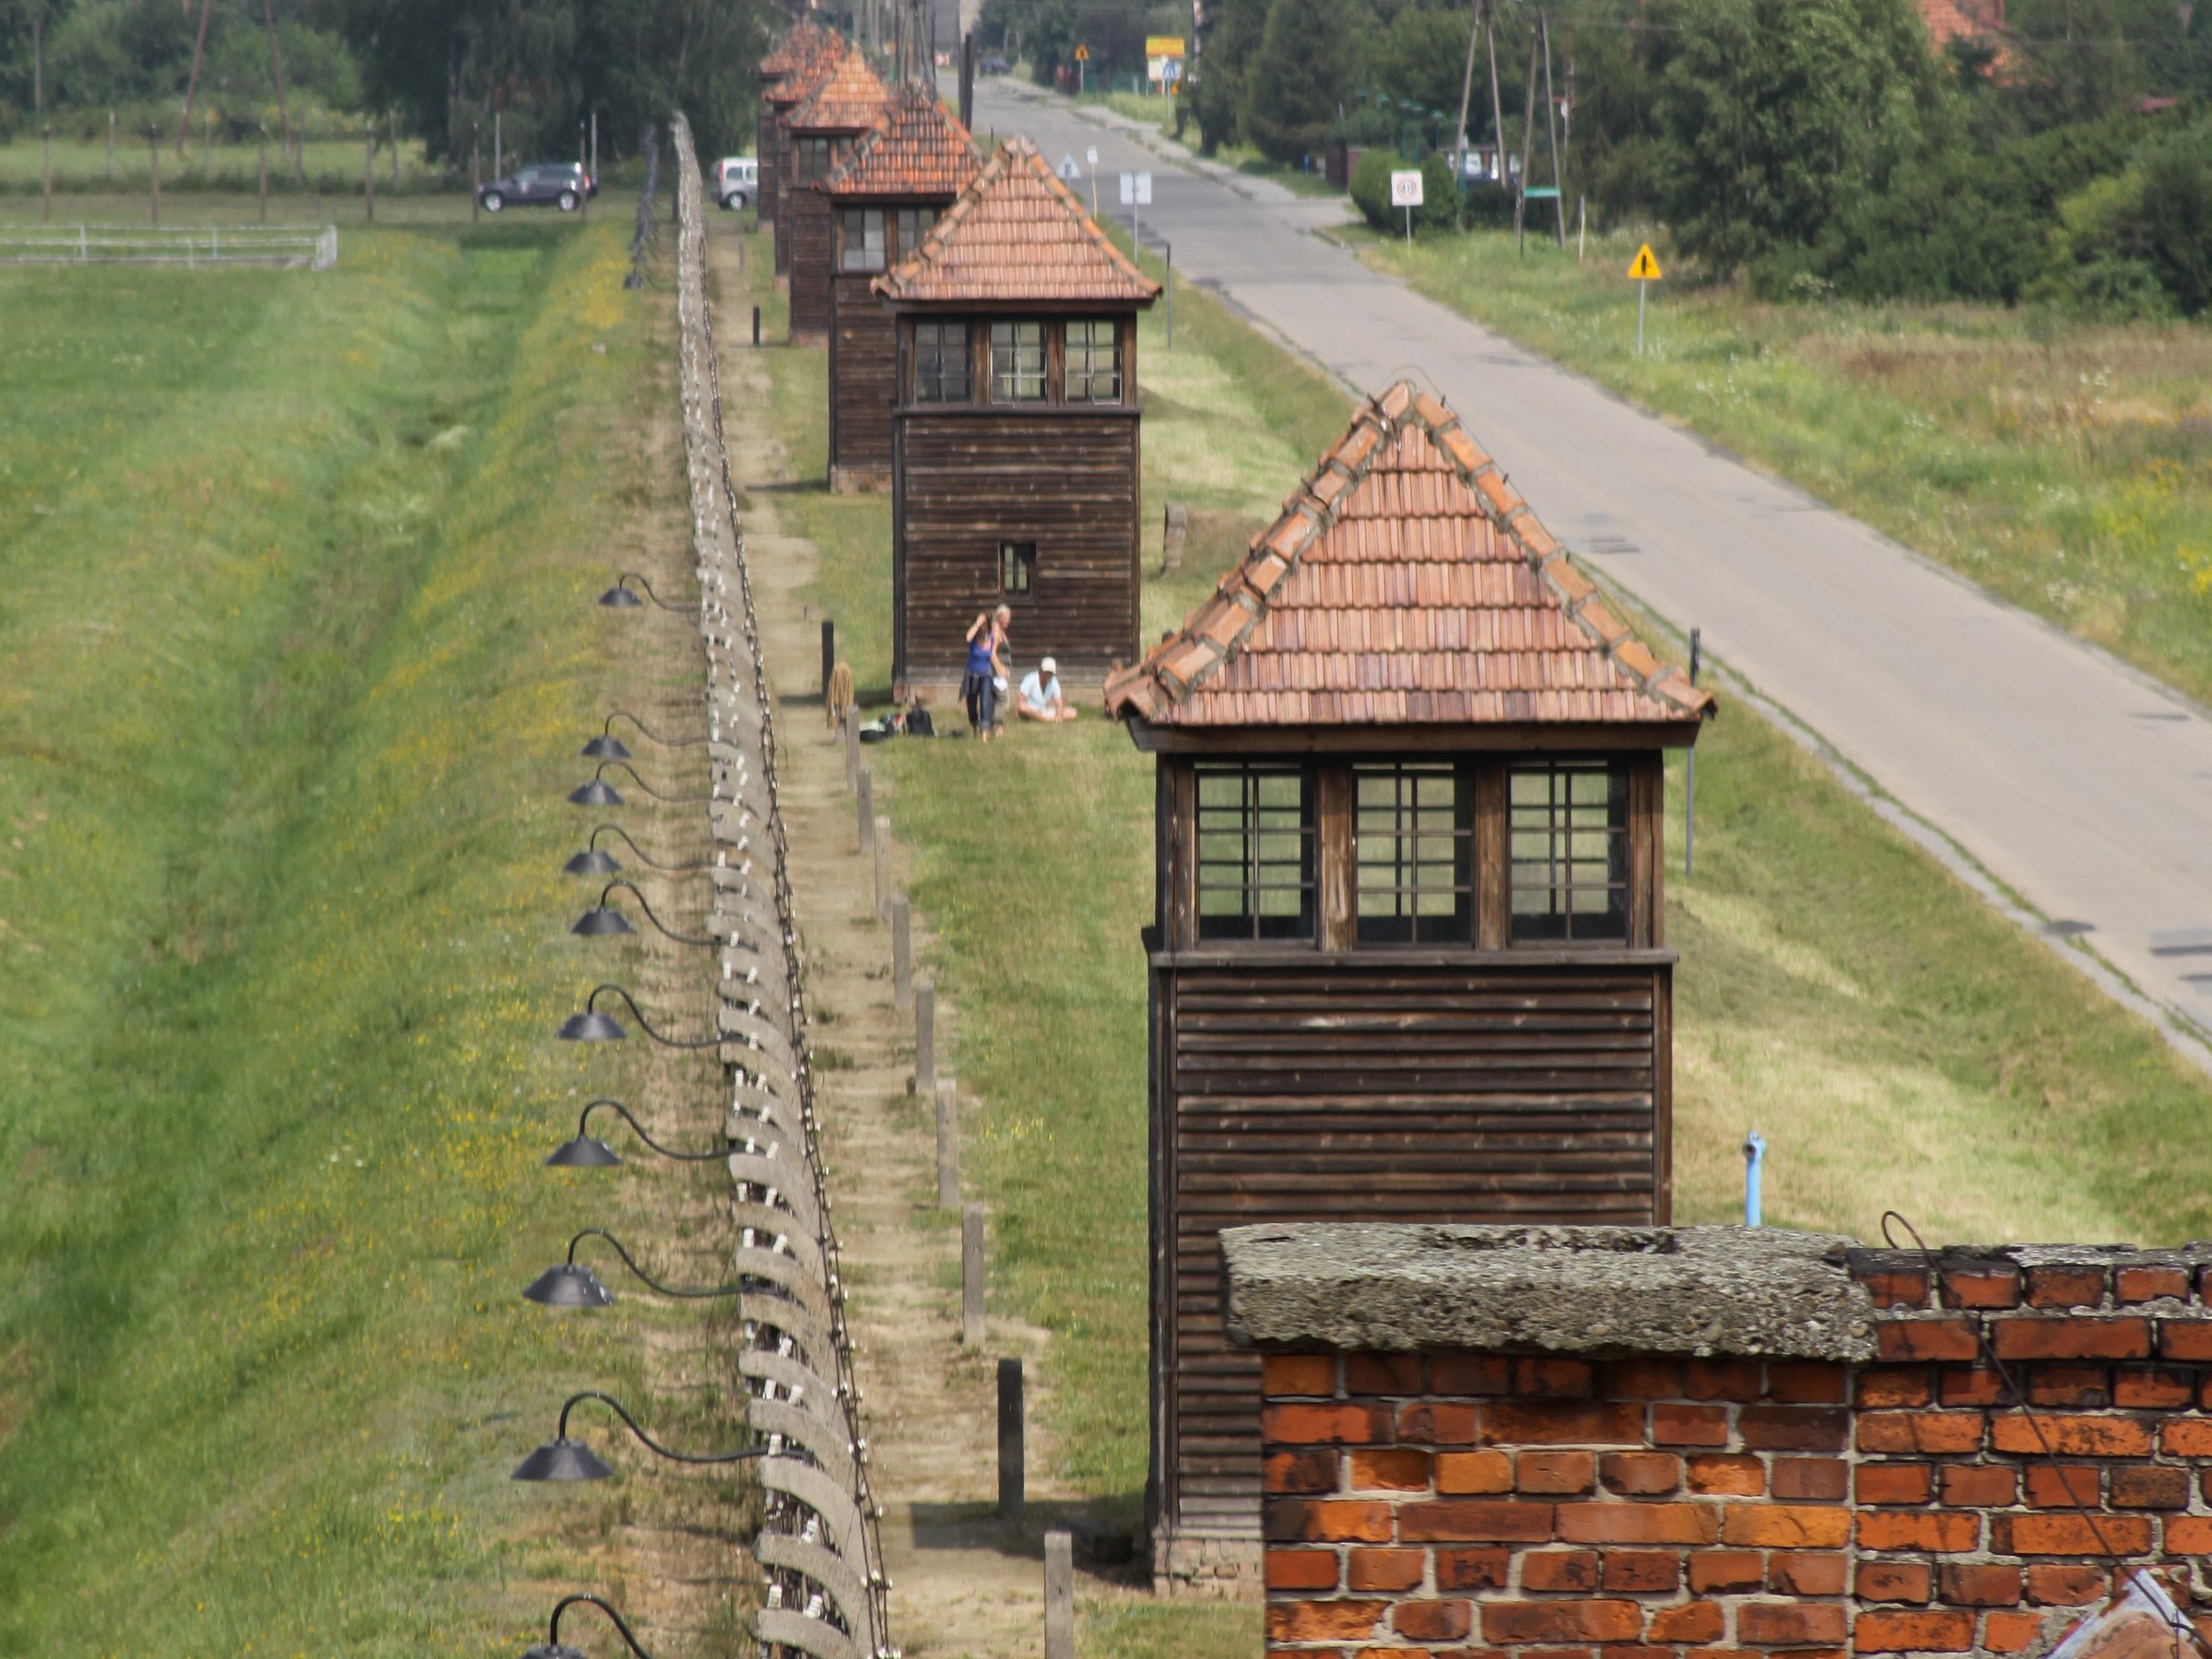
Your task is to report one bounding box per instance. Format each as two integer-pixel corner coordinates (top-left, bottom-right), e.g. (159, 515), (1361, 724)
(961, 1203), (985, 1343)
(1685, 627), (1700, 879)
(1163, 241), (1172, 347)
(41, 126), (52, 223)
(472, 127), (479, 223)
(1638, 279), (1646, 356)
(148, 130), (159, 225)
(892, 898), (912, 1009)
(494, 110), (501, 182)
(108, 110), (116, 184)
(389, 110), (398, 186)
(1043, 1529), (1073, 1659)
(821, 620), (836, 698)
(844, 707), (860, 791)
(857, 767), (874, 848)
(874, 816), (893, 922)
(752, 304), (761, 347)
(914, 976), (935, 1094)
(258, 124), (268, 222)
(935, 1077), (959, 1207)
(1743, 1131), (1767, 1227)
(203, 107), (211, 182)
(363, 126), (374, 222)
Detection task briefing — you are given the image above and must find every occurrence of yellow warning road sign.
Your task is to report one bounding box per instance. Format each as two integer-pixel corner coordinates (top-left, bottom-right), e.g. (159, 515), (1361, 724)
(1628, 243), (1663, 280)
(1074, 42), (1090, 61)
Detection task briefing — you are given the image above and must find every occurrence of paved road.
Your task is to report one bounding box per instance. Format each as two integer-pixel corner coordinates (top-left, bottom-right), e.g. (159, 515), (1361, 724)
(973, 80), (2212, 1061)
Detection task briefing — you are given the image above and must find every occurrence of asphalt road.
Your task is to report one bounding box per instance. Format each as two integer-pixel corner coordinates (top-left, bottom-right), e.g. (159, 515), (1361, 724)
(973, 79), (2212, 1061)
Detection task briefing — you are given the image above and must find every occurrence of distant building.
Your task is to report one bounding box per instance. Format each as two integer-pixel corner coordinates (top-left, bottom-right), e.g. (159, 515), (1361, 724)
(782, 51), (893, 341)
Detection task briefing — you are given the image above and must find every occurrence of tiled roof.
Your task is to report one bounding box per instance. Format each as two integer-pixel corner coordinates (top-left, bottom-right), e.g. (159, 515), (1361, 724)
(768, 33), (846, 109)
(871, 136), (1160, 307)
(783, 47), (890, 134)
(822, 84), (981, 199)
(1103, 382), (1715, 730)
(759, 19), (831, 79)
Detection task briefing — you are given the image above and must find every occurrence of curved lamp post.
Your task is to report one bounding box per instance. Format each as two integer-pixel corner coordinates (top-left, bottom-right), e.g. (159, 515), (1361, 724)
(571, 880), (719, 946)
(512, 1391), (765, 1481)
(562, 825), (718, 878)
(565, 761), (716, 809)
(556, 984), (719, 1048)
(581, 710), (713, 760)
(524, 1594), (655, 1659)
(596, 571), (688, 612)
(546, 1099), (728, 1168)
(524, 1228), (758, 1308)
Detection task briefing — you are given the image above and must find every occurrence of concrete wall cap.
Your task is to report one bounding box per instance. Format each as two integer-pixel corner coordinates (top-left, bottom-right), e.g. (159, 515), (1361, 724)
(1221, 1222), (1877, 1362)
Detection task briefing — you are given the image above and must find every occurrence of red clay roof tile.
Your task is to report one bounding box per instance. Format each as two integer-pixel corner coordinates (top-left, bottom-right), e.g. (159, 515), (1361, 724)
(759, 20), (832, 79)
(784, 48), (890, 134)
(768, 35), (847, 109)
(822, 83), (981, 199)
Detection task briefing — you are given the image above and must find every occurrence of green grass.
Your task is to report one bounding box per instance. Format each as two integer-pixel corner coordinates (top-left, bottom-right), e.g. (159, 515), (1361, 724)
(0, 207), (734, 1652)
(1074, 88), (1343, 196)
(1355, 224), (2212, 706)
(0, 132), (450, 197)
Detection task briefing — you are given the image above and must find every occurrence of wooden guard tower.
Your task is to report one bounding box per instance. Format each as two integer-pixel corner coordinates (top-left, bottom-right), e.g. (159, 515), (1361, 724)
(782, 52), (891, 339)
(1101, 381), (1713, 1587)
(763, 31), (846, 278)
(820, 87), (981, 491)
(755, 22), (834, 234)
(873, 136), (1159, 697)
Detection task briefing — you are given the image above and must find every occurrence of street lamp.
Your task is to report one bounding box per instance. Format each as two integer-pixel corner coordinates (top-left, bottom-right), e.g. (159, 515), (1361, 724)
(597, 571), (688, 611)
(546, 1098), (729, 1167)
(556, 984), (720, 1048)
(565, 761), (717, 808)
(512, 1391), (766, 1481)
(571, 880), (720, 946)
(524, 1228), (758, 1307)
(581, 710), (713, 760)
(524, 1594), (655, 1659)
(562, 825), (722, 877)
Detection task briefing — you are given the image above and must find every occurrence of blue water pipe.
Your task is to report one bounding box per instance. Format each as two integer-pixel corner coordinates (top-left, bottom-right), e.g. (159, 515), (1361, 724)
(1743, 1131), (1768, 1228)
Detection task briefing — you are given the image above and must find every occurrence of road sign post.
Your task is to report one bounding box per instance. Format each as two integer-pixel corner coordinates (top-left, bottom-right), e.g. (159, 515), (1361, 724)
(1087, 146), (1098, 217)
(1628, 241), (1663, 355)
(1075, 41), (1088, 97)
(1389, 169), (1424, 246)
(1120, 169), (1151, 248)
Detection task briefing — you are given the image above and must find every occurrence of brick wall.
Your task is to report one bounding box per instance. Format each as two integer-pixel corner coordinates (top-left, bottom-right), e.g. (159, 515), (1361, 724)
(1259, 1249), (2212, 1659)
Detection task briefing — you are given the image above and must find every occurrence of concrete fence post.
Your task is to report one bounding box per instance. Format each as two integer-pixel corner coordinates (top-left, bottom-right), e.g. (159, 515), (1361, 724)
(961, 1203), (984, 1345)
(914, 976), (935, 1095)
(856, 767), (874, 850)
(874, 817), (892, 922)
(935, 1076), (959, 1208)
(892, 897), (912, 1009)
(1043, 1527), (1073, 1658)
(844, 706), (859, 790)
(999, 1357), (1027, 1522)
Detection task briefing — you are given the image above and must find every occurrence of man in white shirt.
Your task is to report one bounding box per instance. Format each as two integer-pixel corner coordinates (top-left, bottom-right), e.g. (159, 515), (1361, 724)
(1016, 655), (1078, 724)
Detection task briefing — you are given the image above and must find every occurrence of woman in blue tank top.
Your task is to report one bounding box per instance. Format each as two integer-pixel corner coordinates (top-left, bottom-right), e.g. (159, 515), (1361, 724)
(961, 605), (1010, 741)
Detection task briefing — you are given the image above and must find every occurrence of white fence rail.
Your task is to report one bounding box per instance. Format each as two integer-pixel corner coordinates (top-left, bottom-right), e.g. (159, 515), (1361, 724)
(0, 224), (338, 270)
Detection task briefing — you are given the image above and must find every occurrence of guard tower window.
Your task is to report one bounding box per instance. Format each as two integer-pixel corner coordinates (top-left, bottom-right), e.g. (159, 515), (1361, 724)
(1000, 541), (1035, 596)
(990, 321), (1047, 402)
(794, 136), (833, 184)
(913, 322), (971, 403)
(1355, 764), (1474, 945)
(840, 207), (886, 271)
(1065, 319), (1122, 403)
(1509, 762), (1630, 943)
(1194, 765), (1315, 943)
(894, 206), (938, 257)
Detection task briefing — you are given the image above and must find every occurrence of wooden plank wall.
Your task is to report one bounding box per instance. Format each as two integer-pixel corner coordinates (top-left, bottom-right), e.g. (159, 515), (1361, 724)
(1155, 959), (1667, 1538)
(757, 97), (780, 222)
(893, 409), (1140, 684)
(829, 274), (897, 482)
(789, 191), (834, 336)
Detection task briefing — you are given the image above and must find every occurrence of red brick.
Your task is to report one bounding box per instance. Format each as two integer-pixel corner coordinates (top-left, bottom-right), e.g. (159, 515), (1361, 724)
(1266, 1403), (1392, 1444)
(1517, 1451), (1595, 1495)
(1266, 1601), (1387, 1644)
(1601, 1453), (1683, 1496)
(1767, 1362), (1848, 1404)
(1398, 1501), (1556, 1543)
(1430, 1354), (1510, 1394)
(1876, 1319), (1981, 1363)
(1856, 1561), (1932, 1603)
(1482, 1601), (1642, 1643)
(1267, 1547), (1343, 1591)
(1769, 1551), (1847, 1596)
(2113, 1365), (2193, 1408)
(1266, 1450), (1341, 1494)
(1264, 1353), (1337, 1397)
(1650, 1404), (1728, 1447)
(1994, 1512), (2155, 1555)
(1938, 1367), (2006, 1406)
(1648, 1601), (1724, 1644)
(1348, 1449), (1432, 1492)
(1394, 1600), (1473, 1642)
(1398, 1402), (1479, 1445)
(1855, 1510), (1981, 1553)
(1740, 1406), (1848, 1452)
(1480, 1400), (1643, 1447)
(1688, 1551), (1764, 1593)
(1940, 1265), (2022, 1310)
(2022, 1464), (2102, 1508)
(1436, 1451), (1512, 1495)
(1686, 1453), (1764, 1496)
(1521, 1549), (1599, 1593)
(1603, 1359), (1684, 1399)
(2163, 1418), (2212, 1456)
(1938, 1563), (2022, 1606)
(1740, 1603), (1848, 1646)
(2116, 1265), (2191, 1303)
(1854, 1609), (1975, 1653)
(1983, 1612), (2044, 1653)
(1857, 1265), (1933, 1308)
(1855, 1368), (1933, 1408)
(1604, 1550), (1681, 1594)
(1720, 1503), (1852, 1548)
(1683, 1359), (1763, 1401)
(1854, 1463), (1933, 1505)
(1990, 1317), (2150, 1361)
(1347, 1353), (1424, 1394)
(2026, 1265), (2110, 1309)
(1346, 1547), (1422, 1592)
(1990, 1412), (2152, 1457)
(1555, 1501), (1719, 1546)
(1771, 1457), (1849, 1500)
(2026, 1564), (2108, 1606)
(2163, 1516), (2212, 1554)
(2158, 1322), (2212, 1361)
(1937, 1463), (2016, 1506)
(2112, 1463), (2189, 1509)
(1433, 1547), (1511, 1591)
(1512, 1358), (1594, 1398)
(2026, 1364), (2112, 1406)
(1266, 1500), (1396, 1543)
(1856, 1411), (1985, 1454)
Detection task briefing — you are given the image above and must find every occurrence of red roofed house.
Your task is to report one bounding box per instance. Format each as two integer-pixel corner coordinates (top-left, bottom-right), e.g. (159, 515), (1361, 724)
(754, 20), (830, 229)
(873, 136), (1159, 696)
(820, 85), (982, 490)
(1100, 381), (1713, 1591)
(782, 49), (892, 339)
(762, 29), (846, 279)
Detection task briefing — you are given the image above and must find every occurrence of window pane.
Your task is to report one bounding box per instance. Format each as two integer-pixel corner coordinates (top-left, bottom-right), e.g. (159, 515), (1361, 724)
(841, 208), (885, 272)
(1354, 765), (1472, 946)
(1194, 765), (1315, 943)
(895, 206), (938, 256)
(1508, 762), (1629, 943)
(1064, 318), (1121, 403)
(914, 322), (970, 403)
(990, 321), (1046, 402)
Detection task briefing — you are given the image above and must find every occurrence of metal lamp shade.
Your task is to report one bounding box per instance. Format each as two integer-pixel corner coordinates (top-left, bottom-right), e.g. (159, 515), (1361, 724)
(524, 1646), (589, 1659)
(512, 1437), (616, 1481)
(564, 848), (621, 876)
(557, 1011), (626, 1041)
(571, 907), (636, 937)
(581, 735), (632, 759)
(568, 780), (623, 807)
(524, 1263), (616, 1308)
(546, 1135), (622, 1168)
(598, 584), (642, 608)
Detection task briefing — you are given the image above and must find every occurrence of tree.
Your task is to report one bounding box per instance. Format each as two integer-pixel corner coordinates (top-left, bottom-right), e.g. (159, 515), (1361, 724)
(1184, 0), (1264, 152)
(1241, 0), (1354, 164)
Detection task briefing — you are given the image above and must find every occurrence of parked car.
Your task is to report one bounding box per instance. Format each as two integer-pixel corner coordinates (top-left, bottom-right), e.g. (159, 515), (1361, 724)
(980, 53), (1011, 74)
(478, 162), (595, 213)
(714, 157), (759, 210)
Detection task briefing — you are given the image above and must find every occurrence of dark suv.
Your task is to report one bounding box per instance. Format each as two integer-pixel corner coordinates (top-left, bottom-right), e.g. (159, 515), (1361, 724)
(479, 163), (597, 213)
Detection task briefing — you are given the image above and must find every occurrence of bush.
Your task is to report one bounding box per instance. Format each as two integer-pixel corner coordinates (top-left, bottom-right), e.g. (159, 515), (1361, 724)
(1351, 148), (1465, 236)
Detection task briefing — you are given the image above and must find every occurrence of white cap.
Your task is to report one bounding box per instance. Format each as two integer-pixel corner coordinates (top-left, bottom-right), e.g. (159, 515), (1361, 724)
(1040, 656), (1057, 676)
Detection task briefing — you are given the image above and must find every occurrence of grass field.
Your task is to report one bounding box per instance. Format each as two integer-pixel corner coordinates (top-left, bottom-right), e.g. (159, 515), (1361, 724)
(734, 221), (2212, 1540)
(0, 204), (739, 1652)
(1355, 225), (2212, 708)
(0, 132), (451, 197)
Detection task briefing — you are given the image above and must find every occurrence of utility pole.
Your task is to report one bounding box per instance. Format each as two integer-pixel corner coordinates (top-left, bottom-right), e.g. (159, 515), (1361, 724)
(263, 0), (293, 162)
(31, 5), (43, 114)
(1452, 0), (1480, 191)
(1540, 13), (1565, 246)
(1485, 1), (1508, 194)
(1513, 29), (1537, 250)
(177, 0), (214, 156)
